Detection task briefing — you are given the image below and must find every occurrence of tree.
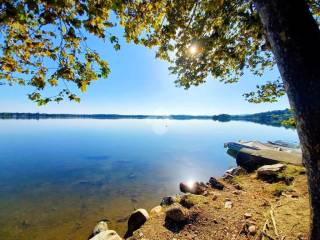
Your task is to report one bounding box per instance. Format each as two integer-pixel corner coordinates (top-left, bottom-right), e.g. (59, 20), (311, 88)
(1, 0), (320, 238)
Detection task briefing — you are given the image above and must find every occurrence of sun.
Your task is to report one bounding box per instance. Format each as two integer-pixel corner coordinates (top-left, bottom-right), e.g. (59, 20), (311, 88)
(189, 45), (198, 55)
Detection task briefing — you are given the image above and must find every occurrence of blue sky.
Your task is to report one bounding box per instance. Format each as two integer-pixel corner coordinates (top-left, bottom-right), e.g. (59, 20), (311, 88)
(0, 30), (290, 115)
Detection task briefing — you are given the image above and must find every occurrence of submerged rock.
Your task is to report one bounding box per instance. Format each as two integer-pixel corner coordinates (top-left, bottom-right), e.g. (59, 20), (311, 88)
(89, 230), (121, 240)
(208, 177), (225, 190)
(124, 209), (149, 238)
(165, 203), (190, 222)
(179, 181), (206, 195)
(93, 220), (109, 236)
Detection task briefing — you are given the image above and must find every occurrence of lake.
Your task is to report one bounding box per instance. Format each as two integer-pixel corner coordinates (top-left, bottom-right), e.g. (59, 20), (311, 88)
(0, 119), (298, 240)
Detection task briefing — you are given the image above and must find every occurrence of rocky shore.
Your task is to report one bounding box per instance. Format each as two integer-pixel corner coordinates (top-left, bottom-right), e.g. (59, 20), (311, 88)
(89, 163), (309, 240)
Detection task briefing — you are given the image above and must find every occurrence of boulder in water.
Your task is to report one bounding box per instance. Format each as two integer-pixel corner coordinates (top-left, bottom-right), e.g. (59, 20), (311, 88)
(92, 220), (109, 236)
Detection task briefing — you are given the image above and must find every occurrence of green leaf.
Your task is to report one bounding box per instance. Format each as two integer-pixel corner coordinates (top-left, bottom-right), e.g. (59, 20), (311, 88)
(114, 43), (120, 51)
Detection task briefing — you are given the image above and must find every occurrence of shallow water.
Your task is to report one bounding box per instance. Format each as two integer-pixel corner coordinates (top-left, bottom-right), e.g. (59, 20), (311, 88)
(0, 119), (298, 240)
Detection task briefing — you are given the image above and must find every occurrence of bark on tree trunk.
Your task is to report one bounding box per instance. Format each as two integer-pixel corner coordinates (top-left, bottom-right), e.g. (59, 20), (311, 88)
(254, 0), (320, 238)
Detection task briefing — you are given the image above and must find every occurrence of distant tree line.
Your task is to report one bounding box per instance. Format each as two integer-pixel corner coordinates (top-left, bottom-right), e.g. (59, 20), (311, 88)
(0, 110), (294, 128)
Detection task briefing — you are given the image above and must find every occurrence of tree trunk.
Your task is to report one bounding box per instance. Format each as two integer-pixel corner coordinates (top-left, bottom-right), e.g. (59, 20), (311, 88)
(254, 0), (320, 238)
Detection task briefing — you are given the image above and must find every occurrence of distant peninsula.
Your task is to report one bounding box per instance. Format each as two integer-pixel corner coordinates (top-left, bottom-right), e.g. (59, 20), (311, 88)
(0, 109), (294, 127)
(212, 109), (294, 128)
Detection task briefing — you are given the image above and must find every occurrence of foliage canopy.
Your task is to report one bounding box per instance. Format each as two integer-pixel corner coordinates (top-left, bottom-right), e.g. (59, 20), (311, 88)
(0, 0), (319, 105)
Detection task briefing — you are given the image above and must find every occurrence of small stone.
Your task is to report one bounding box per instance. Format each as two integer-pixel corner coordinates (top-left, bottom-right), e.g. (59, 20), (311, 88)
(224, 201), (233, 209)
(161, 196), (175, 206)
(21, 220), (30, 227)
(212, 195), (218, 201)
(166, 203), (190, 222)
(202, 190), (209, 196)
(213, 219), (218, 224)
(89, 230), (121, 240)
(93, 220), (109, 236)
(248, 225), (257, 235)
(225, 166), (247, 176)
(232, 191), (240, 195)
(124, 209), (149, 238)
(244, 213), (252, 219)
(208, 177), (225, 190)
(150, 205), (162, 215)
(222, 173), (234, 181)
(233, 184), (243, 190)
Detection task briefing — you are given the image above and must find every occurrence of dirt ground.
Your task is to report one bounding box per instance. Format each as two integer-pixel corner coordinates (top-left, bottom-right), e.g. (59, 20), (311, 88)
(129, 165), (309, 240)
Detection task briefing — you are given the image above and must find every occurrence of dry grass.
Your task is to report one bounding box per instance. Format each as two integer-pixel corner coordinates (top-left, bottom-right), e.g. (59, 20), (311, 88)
(129, 165), (309, 240)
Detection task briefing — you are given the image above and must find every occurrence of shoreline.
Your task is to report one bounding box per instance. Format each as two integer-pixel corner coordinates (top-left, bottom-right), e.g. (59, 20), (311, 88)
(89, 163), (309, 240)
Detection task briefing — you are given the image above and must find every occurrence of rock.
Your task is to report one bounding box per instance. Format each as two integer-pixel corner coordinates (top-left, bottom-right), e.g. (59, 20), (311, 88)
(202, 190), (209, 196)
(257, 164), (286, 183)
(150, 206), (162, 215)
(161, 196), (175, 206)
(258, 163), (286, 173)
(232, 190), (240, 195)
(21, 219), (31, 228)
(212, 195), (218, 201)
(179, 181), (206, 195)
(233, 183), (243, 190)
(208, 177), (225, 190)
(166, 203), (190, 222)
(89, 230), (121, 240)
(124, 209), (149, 238)
(222, 173), (233, 181)
(93, 220), (109, 236)
(248, 225), (257, 235)
(244, 213), (252, 219)
(225, 166), (247, 176)
(224, 200), (233, 209)
(236, 152), (279, 172)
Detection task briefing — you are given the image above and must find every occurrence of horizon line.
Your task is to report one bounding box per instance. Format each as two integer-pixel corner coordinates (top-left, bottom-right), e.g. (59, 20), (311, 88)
(0, 109), (289, 117)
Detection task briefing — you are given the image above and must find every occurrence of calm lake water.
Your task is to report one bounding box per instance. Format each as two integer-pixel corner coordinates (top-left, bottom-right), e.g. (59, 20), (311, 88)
(0, 119), (298, 240)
